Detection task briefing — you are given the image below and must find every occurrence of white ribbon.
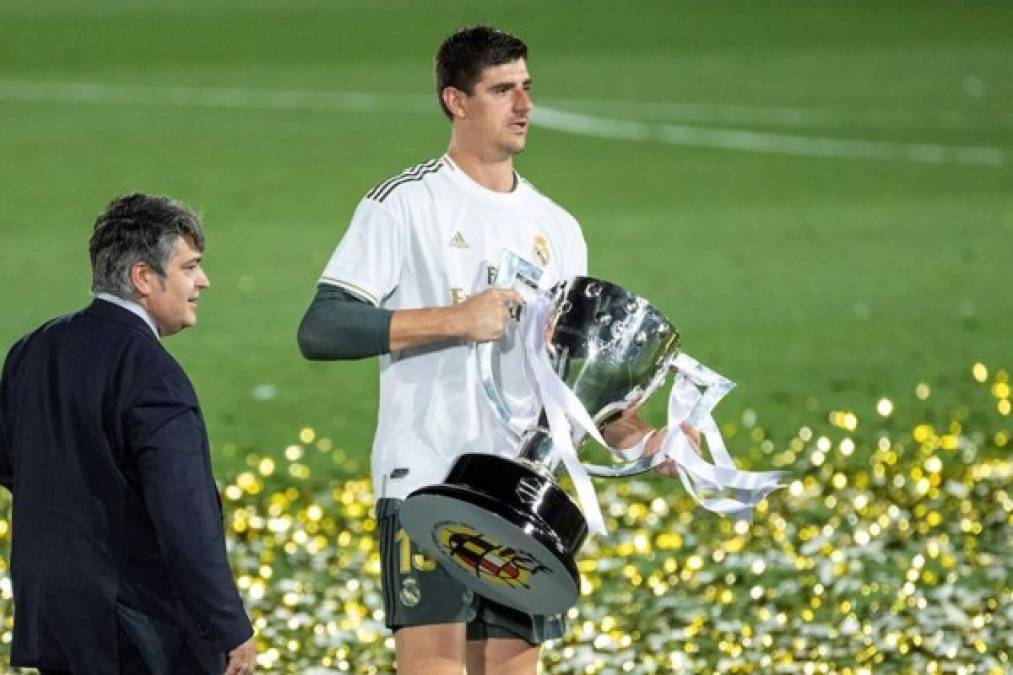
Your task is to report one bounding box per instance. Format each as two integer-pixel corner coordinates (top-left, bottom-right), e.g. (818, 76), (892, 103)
(661, 353), (786, 523)
(610, 429), (657, 463)
(523, 294), (610, 536)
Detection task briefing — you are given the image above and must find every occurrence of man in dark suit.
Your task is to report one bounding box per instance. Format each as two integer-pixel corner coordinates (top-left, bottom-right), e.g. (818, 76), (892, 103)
(0, 194), (256, 674)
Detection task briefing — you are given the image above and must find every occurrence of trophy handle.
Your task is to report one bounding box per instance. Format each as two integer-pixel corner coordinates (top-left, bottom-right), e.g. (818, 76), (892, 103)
(581, 454), (661, 478)
(579, 355), (676, 478)
(477, 250), (545, 440)
(582, 353), (736, 478)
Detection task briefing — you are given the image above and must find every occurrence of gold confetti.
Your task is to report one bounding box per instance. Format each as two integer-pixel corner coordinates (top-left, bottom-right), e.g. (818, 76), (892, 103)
(0, 362), (1007, 673)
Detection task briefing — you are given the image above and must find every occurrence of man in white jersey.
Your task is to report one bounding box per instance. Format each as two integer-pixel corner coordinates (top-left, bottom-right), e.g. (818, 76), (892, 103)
(299, 25), (672, 674)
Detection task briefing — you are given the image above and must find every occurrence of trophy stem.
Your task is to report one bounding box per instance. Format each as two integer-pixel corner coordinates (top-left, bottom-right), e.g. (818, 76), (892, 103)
(516, 412), (562, 475)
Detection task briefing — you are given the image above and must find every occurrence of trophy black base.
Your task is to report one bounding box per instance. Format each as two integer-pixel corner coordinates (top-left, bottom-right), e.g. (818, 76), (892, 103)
(400, 453), (588, 616)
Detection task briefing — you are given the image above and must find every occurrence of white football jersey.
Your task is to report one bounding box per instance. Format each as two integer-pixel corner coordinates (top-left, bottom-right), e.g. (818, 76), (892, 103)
(320, 154), (588, 498)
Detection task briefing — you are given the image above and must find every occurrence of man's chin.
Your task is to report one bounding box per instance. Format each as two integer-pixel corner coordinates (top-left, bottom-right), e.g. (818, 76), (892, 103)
(164, 316), (197, 337)
(505, 139), (527, 156)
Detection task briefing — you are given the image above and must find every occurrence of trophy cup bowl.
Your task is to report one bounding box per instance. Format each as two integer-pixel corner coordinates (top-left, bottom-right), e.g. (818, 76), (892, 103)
(400, 276), (680, 615)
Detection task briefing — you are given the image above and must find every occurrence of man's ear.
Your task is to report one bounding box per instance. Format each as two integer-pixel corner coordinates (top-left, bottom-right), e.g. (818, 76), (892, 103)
(442, 86), (468, 119)
(129, 261), (156, 299)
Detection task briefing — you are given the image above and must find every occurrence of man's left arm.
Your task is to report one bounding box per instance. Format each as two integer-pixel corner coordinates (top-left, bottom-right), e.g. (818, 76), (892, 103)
(603, 414), (699, 478)
(128, 367), (254, 654)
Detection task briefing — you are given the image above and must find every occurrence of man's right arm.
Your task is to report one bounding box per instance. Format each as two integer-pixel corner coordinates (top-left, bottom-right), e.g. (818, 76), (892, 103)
(390, 286), (521, 350)
(297, 285), (393, 360)
(297, 283), (520, 360)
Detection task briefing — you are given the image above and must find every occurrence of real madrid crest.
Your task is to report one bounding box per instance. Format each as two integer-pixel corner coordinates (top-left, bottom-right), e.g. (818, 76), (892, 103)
(399, 578), (422, 607)
(532, 234), (550, 266)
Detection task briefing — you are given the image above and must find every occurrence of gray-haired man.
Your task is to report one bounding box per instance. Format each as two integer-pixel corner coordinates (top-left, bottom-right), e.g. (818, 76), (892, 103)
(0, 194), (256, 675)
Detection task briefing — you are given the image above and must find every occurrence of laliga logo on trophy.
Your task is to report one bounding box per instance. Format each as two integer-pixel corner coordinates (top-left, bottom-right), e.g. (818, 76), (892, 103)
(401, 251), (785, 615)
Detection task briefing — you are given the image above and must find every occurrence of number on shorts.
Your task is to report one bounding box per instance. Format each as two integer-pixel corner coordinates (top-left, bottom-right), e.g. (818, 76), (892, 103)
(395, 528), (436, 573)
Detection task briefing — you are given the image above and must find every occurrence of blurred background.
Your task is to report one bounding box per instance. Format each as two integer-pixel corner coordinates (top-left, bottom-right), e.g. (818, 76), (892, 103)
(0, 1), (1009, 672)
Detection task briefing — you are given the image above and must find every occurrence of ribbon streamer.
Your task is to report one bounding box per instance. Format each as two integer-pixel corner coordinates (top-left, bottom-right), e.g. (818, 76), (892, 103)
(661, 353), (786, 523)
(523, 294), (610, 536)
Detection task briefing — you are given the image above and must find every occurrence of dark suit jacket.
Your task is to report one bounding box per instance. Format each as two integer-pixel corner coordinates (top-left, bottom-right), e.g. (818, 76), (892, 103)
(0, 299), (252, 673)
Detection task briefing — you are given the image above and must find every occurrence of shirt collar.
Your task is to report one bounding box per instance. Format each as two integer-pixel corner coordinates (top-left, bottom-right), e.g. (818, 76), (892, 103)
(442, 153), (522, 198)
(94, 292), (160, 339)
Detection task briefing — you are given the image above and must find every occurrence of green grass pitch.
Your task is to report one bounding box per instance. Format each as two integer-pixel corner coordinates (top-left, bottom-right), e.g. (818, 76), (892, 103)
(1, 0), (1010, 476)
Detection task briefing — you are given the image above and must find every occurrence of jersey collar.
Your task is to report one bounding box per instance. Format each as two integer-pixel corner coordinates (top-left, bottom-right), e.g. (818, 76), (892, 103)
(442, 154), (524, 202)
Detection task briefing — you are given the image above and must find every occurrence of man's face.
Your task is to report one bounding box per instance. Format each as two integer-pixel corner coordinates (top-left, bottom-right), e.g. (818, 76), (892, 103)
(460, 58), (533, 157)
(144, 235), (209, 337)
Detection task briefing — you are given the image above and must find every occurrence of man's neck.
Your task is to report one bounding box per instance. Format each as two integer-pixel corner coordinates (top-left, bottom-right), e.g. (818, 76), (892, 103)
(447, 144), (516, 193)
(94, 292), (161, 338)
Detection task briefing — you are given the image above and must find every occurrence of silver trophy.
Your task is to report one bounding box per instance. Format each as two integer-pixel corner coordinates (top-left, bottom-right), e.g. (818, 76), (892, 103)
(400, 253), (680, 615)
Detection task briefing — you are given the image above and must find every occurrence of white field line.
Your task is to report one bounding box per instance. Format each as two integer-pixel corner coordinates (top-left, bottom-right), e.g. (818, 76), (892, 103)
(0, 79), (1005, 168)
(541, 97), (1013, 133)
(0, 79), (433, 114)
(533, 107), (1006, 168)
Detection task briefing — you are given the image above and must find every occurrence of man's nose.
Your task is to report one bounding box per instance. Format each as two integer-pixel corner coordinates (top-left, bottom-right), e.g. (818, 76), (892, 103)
(514, 88), (532, 112)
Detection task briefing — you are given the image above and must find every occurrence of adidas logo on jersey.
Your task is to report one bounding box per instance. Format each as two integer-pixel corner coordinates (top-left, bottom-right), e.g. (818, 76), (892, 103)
(449, 231), (469, 248)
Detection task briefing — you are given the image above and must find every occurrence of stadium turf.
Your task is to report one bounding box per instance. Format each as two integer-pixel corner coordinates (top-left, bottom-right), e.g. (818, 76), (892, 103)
(1, 0), (1010, 476)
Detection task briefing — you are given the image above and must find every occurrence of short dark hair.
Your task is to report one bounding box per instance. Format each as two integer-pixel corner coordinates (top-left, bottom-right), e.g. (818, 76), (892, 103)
(435, 25), (528, 119)
(89, 193), (205, 300)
